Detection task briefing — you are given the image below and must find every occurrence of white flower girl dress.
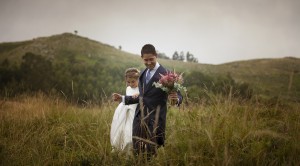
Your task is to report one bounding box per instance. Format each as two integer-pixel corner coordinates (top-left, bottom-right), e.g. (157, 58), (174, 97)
(110, 86), (139, 151)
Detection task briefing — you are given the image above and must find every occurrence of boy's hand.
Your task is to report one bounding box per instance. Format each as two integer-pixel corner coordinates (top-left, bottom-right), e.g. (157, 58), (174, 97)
(168, 91), (179, 105)
(168, 91), (179, 101)
(132, 93), (139, 99)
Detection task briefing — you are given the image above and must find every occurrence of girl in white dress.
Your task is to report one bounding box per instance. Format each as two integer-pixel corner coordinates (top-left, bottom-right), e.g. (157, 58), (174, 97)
(110, 68), (140, 151)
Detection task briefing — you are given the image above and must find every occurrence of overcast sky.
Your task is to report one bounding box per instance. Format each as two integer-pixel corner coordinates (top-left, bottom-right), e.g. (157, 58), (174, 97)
(0, 0), (299, 64)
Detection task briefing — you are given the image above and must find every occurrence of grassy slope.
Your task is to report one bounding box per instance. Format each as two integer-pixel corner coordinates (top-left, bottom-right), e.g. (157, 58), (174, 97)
(215, 58), (300, 100)
(0, 33), (138, 66)
(0, 33), (300, 99)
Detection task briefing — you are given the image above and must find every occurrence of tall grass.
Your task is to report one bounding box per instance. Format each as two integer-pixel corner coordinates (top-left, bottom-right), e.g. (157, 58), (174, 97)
(0, 93), (299, 165)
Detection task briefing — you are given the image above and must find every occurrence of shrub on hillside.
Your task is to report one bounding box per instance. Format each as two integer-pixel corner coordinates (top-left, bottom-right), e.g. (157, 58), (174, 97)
(184, 71), (253, 102)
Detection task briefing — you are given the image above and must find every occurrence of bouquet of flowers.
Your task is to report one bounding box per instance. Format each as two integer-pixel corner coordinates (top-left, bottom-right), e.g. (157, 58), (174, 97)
(153, 70), (187, 93)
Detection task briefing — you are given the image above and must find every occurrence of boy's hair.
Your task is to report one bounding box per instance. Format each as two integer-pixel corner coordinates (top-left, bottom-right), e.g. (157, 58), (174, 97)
(141, 44), (157, 57)
(125, 68), (140, 79)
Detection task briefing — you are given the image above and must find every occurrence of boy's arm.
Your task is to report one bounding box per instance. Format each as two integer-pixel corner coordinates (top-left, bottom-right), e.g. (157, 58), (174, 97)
(125, 95), (139, 105)
(112, 93), (139, 105)
(177, 91), (183, 105)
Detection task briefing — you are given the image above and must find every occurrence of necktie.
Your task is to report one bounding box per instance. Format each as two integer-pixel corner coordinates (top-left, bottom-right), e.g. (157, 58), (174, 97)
(146, 69), (151, 84)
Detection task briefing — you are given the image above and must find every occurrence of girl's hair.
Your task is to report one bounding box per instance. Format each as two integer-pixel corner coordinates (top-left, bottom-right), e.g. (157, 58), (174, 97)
(125, 68), (140, 79)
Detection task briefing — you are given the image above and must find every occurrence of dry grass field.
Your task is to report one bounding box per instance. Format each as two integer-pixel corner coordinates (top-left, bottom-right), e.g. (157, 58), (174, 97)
(0, 93), (299, 165)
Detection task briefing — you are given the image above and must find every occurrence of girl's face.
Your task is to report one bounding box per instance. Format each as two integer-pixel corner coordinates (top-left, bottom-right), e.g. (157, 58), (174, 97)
(126, 78), (138, 88)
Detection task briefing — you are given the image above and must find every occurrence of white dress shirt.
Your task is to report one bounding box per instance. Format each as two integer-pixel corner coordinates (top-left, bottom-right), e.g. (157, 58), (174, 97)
(146, 62), (160, 81)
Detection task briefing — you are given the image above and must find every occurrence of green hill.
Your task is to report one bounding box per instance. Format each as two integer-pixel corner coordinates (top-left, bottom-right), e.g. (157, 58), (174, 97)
(0, 33), (299, 102)
(215, 58), (300, 99)
(0, 33), (139, 66)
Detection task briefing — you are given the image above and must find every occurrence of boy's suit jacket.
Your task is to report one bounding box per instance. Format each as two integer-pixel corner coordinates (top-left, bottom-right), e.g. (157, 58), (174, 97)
(125, 65), (183, 146)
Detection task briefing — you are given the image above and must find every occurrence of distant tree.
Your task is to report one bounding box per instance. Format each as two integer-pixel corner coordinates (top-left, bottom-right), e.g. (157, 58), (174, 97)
(20, 52), (54, 92)
(179, 51), (185, 61)
(157, 52), (170, 59)
(1, 58), (9, 67)
(0, 59), (13, 87)
(186, 51), (191, 61)
(118, 45), (122, 50)
(74, 30), (78, 35)
(172, 51), (179, 60)
(186, 51), (198, 63)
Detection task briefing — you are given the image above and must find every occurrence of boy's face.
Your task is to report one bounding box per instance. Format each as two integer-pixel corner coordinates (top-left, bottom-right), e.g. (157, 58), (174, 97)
(126, 77), (138, 88)
(142, 53), (157, 70)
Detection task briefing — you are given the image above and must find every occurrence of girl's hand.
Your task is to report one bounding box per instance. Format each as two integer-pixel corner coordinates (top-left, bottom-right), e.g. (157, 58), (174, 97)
(112, 93), (122, 102)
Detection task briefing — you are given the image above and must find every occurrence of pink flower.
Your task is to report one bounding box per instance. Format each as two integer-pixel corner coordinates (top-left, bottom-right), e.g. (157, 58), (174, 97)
(153, 70), (186, 93)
